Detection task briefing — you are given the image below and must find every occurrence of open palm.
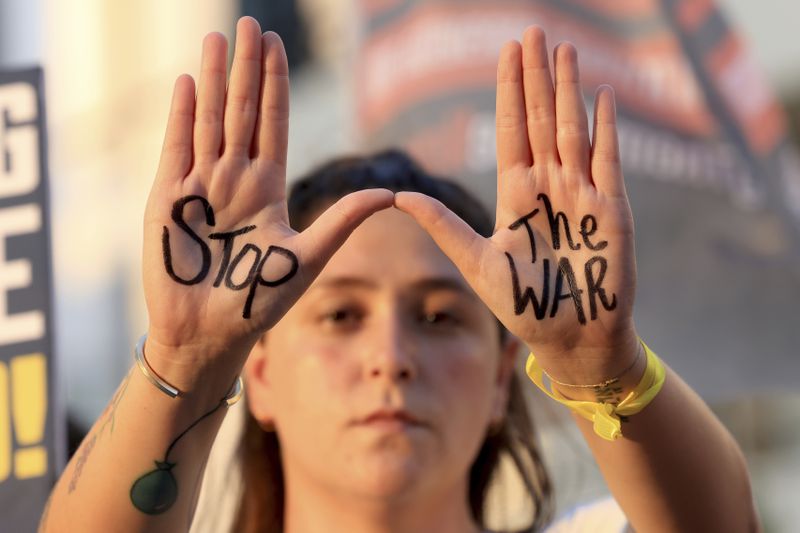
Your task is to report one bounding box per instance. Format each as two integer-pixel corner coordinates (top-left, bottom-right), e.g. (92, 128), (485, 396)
(143, 18), (393, 363)
(397, 27), (638, 382)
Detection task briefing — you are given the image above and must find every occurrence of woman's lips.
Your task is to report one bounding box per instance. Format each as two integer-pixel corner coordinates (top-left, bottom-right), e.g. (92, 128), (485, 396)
(354, 409), (425, 431)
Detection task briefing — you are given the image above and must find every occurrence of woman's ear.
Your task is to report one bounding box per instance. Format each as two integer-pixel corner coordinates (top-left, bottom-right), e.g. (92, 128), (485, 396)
(491, 334), (521, 424)
(244, 334), (276, 429)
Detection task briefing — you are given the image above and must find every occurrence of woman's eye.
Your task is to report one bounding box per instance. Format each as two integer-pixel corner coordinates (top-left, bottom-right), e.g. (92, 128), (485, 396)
(322, 308), (360, 324)
(421, 311), (458, 326)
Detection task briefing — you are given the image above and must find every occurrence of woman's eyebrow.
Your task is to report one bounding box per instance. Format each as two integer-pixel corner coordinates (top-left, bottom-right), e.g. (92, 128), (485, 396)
(312, 277), (379, 290)
(311, 277), (476, 297)
(410, 278), (478, 300)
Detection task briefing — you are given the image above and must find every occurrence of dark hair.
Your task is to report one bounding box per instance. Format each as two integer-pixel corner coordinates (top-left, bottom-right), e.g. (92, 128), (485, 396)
(234, 150), (553, 532)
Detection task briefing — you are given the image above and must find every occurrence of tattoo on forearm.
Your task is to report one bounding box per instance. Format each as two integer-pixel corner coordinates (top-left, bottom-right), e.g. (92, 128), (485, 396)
(129, 399), (226, 515)
(161, 195), (299, 318)
(68, 433), (96, 493)
(98, 370), (131, 436)
(68, 371), (132, 493)
(507, 193), (617, 325)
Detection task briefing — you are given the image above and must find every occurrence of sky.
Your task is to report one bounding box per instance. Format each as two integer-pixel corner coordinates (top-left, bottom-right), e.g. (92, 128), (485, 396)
(724, 0), (800, 92)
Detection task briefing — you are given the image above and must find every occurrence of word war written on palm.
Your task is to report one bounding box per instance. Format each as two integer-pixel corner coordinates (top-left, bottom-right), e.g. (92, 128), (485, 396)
(505, 193), (617, 325)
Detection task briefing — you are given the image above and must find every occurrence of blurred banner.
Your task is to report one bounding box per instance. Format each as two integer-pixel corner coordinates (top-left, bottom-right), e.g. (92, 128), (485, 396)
(0, 67), (58, 532)
(355, 0), (800, 396)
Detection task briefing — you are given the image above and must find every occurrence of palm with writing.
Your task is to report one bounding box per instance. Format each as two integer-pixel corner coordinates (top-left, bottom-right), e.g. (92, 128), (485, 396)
(142, 18), (393, 381)
(396, 27), (639, 383)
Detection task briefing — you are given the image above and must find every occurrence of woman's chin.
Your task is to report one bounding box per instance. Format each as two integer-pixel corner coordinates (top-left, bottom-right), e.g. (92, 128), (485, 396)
(349, 448), (431, 498)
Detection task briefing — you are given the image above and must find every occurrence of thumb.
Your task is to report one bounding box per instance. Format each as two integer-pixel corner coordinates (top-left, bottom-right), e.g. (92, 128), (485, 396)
(394, 191), (486, 280)
(297, 188), (394, 273)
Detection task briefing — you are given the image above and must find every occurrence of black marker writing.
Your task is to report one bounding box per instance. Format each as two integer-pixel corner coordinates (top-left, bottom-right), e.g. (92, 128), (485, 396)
(551, 257), (586, 324)
(508, 209), (539, 263)
(579, 214), (607, 251)
(161, 196), (299, 319)
(242, 245), (298, 319)
(162, 196), (215, 285)
(225, 243), (262, 291)
(506, 252), (549, 319)
(209, 225), (256, 287)
(585, 256), (617, 320)
(505, 194), (617, 325)
(538, 193), (581, 251)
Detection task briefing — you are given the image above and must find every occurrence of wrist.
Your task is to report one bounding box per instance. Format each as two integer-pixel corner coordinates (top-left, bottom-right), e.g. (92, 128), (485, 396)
(525, 339), (667, 441)
(549, 341), (646, 402)
(525, 330), (641, 389)
(140, 333), (249, 400)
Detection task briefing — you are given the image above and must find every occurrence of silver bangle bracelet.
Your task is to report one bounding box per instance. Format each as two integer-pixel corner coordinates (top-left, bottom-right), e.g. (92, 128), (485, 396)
(134, 333), (244, 406)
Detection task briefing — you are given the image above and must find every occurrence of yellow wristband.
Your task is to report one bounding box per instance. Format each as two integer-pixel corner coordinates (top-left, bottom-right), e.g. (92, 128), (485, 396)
(525, 340), (666, 441)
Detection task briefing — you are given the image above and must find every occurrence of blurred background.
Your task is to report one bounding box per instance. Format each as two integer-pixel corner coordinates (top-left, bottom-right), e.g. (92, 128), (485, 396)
(0, 0), (798, 531)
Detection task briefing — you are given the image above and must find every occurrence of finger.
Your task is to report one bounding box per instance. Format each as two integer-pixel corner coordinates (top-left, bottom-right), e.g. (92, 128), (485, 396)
(194, 32), (228, 164)
(591, 85), (626, 197)
(495, 40), (532, 175)
(254, 32), (290, 169)
(394, 191), (486, 282)
(224, 17), (263, 157)
(298, 189), (394, 273)
(554, 42), (590, 179)
(158, 74), (196, 180)
(522, 26), (557, 164)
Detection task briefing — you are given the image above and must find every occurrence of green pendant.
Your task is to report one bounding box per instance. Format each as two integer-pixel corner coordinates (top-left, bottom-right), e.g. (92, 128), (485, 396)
(130, 460), (178, 514)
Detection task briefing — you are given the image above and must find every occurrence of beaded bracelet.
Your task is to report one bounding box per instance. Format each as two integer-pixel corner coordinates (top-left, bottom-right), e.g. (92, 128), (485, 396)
(525, 339), (666, 441)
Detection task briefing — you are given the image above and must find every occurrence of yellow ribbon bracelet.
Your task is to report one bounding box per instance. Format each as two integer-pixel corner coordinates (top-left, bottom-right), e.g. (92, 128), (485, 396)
(525, 340), (666, 441)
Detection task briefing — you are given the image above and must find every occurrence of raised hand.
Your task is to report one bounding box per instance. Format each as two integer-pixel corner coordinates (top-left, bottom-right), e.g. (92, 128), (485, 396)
(396, 26), (639, 384)
(142, 18), (393, 381)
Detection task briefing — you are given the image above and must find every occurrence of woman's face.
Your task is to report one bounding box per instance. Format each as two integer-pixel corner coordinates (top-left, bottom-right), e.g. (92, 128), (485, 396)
(246, 207), (515, 501)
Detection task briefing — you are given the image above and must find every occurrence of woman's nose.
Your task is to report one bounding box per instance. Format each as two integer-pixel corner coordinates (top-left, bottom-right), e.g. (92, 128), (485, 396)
(364, 317), (418, 382)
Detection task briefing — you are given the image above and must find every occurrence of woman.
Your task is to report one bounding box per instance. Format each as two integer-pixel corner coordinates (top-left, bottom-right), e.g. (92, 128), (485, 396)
(232, 149), (553, 532)
(42, 17), (757, 533)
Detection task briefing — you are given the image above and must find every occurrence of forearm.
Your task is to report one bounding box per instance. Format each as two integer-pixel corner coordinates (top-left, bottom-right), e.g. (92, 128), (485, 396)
(41, 359), (236, 533)
(571, 366), (758, 532)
